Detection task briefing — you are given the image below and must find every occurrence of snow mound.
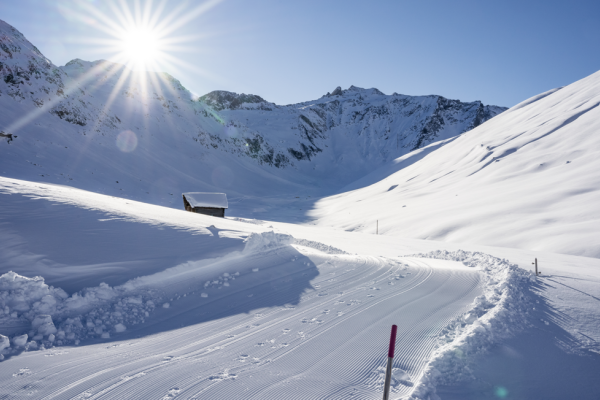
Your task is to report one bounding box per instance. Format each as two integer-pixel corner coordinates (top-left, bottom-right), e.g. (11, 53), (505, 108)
(0, 335), (9, 351)
(243, 231), (294, 253)
(293, 238), (349, 255)
(243, 231), (349, 255)
(0, 271), (69, 317)
(0, 271), (158, 354)
(372, 366), (414, 393)
(407, 250), (535, 400)
(0, 240), (260, 356)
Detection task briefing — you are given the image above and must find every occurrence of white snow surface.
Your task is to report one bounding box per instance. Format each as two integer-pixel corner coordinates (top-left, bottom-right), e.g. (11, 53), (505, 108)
(183, 192), (228, 209)
(1, 18), (600, 400)
(1, 177), (600, 399)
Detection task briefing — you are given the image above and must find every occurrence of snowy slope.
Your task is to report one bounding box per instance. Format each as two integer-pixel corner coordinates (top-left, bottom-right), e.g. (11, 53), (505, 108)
(0, 19), (505, 218)
(310, 70), (600, 258)
(0, 178), (484, 400)
(2, 177), (600, 399)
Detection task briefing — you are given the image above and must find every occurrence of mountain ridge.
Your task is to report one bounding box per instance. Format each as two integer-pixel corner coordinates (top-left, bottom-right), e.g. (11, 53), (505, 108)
(310, 69), (600, 257)
(0, 18), (506, 216)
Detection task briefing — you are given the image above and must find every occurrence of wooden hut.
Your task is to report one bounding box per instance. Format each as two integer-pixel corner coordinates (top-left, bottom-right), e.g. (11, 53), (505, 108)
(182, 192), (228, 218)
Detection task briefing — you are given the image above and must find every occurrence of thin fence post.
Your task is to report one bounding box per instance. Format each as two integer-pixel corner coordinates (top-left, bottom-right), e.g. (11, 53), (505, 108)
(532, 258), (538, 276)
(383, 324), (397, 400)
(377, 220), (378, 235)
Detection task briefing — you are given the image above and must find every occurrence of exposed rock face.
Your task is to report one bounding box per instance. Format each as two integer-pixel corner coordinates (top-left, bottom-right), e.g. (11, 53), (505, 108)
(0, 21), (66, 105)
(199, 91), (268, 111)
(330, 86), (343, 96)
(198, 84), (506, 167)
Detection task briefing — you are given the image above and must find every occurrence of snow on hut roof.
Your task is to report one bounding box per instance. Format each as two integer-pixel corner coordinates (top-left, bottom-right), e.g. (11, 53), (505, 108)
(183, 192), (228, 209)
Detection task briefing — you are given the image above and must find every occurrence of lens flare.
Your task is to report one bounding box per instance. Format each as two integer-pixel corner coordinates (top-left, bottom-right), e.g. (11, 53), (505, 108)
(494, 386), (509, 398)
(116, 130), (138, 152)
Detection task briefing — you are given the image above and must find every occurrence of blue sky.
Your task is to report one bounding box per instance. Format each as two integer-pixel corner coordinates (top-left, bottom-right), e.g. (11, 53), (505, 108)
(1, 0), (599, 107)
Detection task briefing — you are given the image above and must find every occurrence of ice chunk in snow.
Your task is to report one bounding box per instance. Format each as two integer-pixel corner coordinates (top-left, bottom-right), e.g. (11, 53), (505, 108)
(252, 268), (259, 272)
(114, 323), (126, 333)
(32, 315), (57, 336)
(392, 368), (413, 386)
(12, 334), (28, 347)
(463, 313), (477, 324)
(162, 303), (170, 308)
(201, 293), (208, 298)
(0, 334), (9, 351)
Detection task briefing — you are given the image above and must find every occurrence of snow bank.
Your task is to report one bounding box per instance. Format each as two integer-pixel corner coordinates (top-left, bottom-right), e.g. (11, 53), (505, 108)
(243, 231), (348, 255)
(293, 238), (349, 255)
(0, 270), (158, 356)
(1, 236), (282, 356)
(406, 250), (534, 400)
(0, 335), (9, 352)
(243, 231), (294, 253)
(0, 271), (69, 317)
(0, 262), (240, 355)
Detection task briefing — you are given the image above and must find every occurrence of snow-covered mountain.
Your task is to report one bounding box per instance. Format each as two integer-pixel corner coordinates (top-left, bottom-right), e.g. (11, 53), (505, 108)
(0, 19), (505, 214)
(2, 18), (600, 400)
(310, 71), (600, 257)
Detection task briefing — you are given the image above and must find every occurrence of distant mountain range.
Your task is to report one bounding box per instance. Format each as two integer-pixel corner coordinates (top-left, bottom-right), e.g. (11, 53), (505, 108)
(0, 18), (505, 213)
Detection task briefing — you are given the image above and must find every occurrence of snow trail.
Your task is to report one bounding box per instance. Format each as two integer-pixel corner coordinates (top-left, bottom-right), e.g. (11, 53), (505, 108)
(0, 245), (482, 399)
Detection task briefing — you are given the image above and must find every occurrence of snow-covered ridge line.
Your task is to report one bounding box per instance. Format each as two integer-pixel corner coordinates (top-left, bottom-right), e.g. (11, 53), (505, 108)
(405, 250), (535, 400)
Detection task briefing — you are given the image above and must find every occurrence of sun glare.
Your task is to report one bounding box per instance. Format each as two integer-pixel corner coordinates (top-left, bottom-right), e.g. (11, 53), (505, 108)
(120, 28), (161, 69)
(65, 0), (222, 74)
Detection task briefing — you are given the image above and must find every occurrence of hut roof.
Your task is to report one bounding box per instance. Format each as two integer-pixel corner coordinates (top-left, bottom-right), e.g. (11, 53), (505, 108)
(183, 192), (228, 209)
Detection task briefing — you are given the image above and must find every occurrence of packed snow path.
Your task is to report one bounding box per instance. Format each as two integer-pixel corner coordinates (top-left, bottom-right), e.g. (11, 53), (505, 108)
(0, 249), (480, 399)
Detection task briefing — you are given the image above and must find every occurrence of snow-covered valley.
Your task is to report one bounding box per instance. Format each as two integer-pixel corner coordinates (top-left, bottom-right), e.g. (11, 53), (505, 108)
(1, 18), (600, 400)
(1, 178), (599, 399)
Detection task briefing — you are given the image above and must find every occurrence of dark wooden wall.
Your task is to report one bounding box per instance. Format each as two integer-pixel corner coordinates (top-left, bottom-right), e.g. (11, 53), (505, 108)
(192, 207), (225, 218)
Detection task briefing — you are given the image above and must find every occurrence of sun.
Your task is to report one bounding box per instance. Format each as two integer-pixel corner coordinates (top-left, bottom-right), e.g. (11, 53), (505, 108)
(64, 0), (224, 74)
(119, 27), (161, 70)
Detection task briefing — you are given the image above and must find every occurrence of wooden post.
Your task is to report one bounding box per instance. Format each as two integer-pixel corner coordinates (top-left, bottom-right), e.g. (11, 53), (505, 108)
(377, 220), (379, 235)
(383, 325), (398, 400)
(532, 258), (538, 276)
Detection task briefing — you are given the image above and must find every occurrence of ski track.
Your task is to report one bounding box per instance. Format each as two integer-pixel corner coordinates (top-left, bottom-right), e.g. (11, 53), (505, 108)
(0, 248), (481, 399)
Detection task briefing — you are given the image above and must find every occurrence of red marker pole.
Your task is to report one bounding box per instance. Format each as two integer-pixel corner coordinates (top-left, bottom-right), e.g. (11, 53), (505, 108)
(383, 324), (398, 400)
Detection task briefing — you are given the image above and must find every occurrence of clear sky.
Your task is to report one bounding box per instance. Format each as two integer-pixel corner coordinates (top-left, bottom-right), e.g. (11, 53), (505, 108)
(1, 0), (599, 108)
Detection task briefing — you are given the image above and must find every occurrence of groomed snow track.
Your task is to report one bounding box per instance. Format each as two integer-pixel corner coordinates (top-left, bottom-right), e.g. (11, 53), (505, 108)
(1, 246), (481, 399)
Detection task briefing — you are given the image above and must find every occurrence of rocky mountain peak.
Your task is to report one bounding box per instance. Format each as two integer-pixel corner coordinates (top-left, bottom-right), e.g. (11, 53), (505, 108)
(198, 90), (268, 110)
(330, 86), (342, 96)
(0, 19), (66, 106)
(326, 85), (385, 98)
